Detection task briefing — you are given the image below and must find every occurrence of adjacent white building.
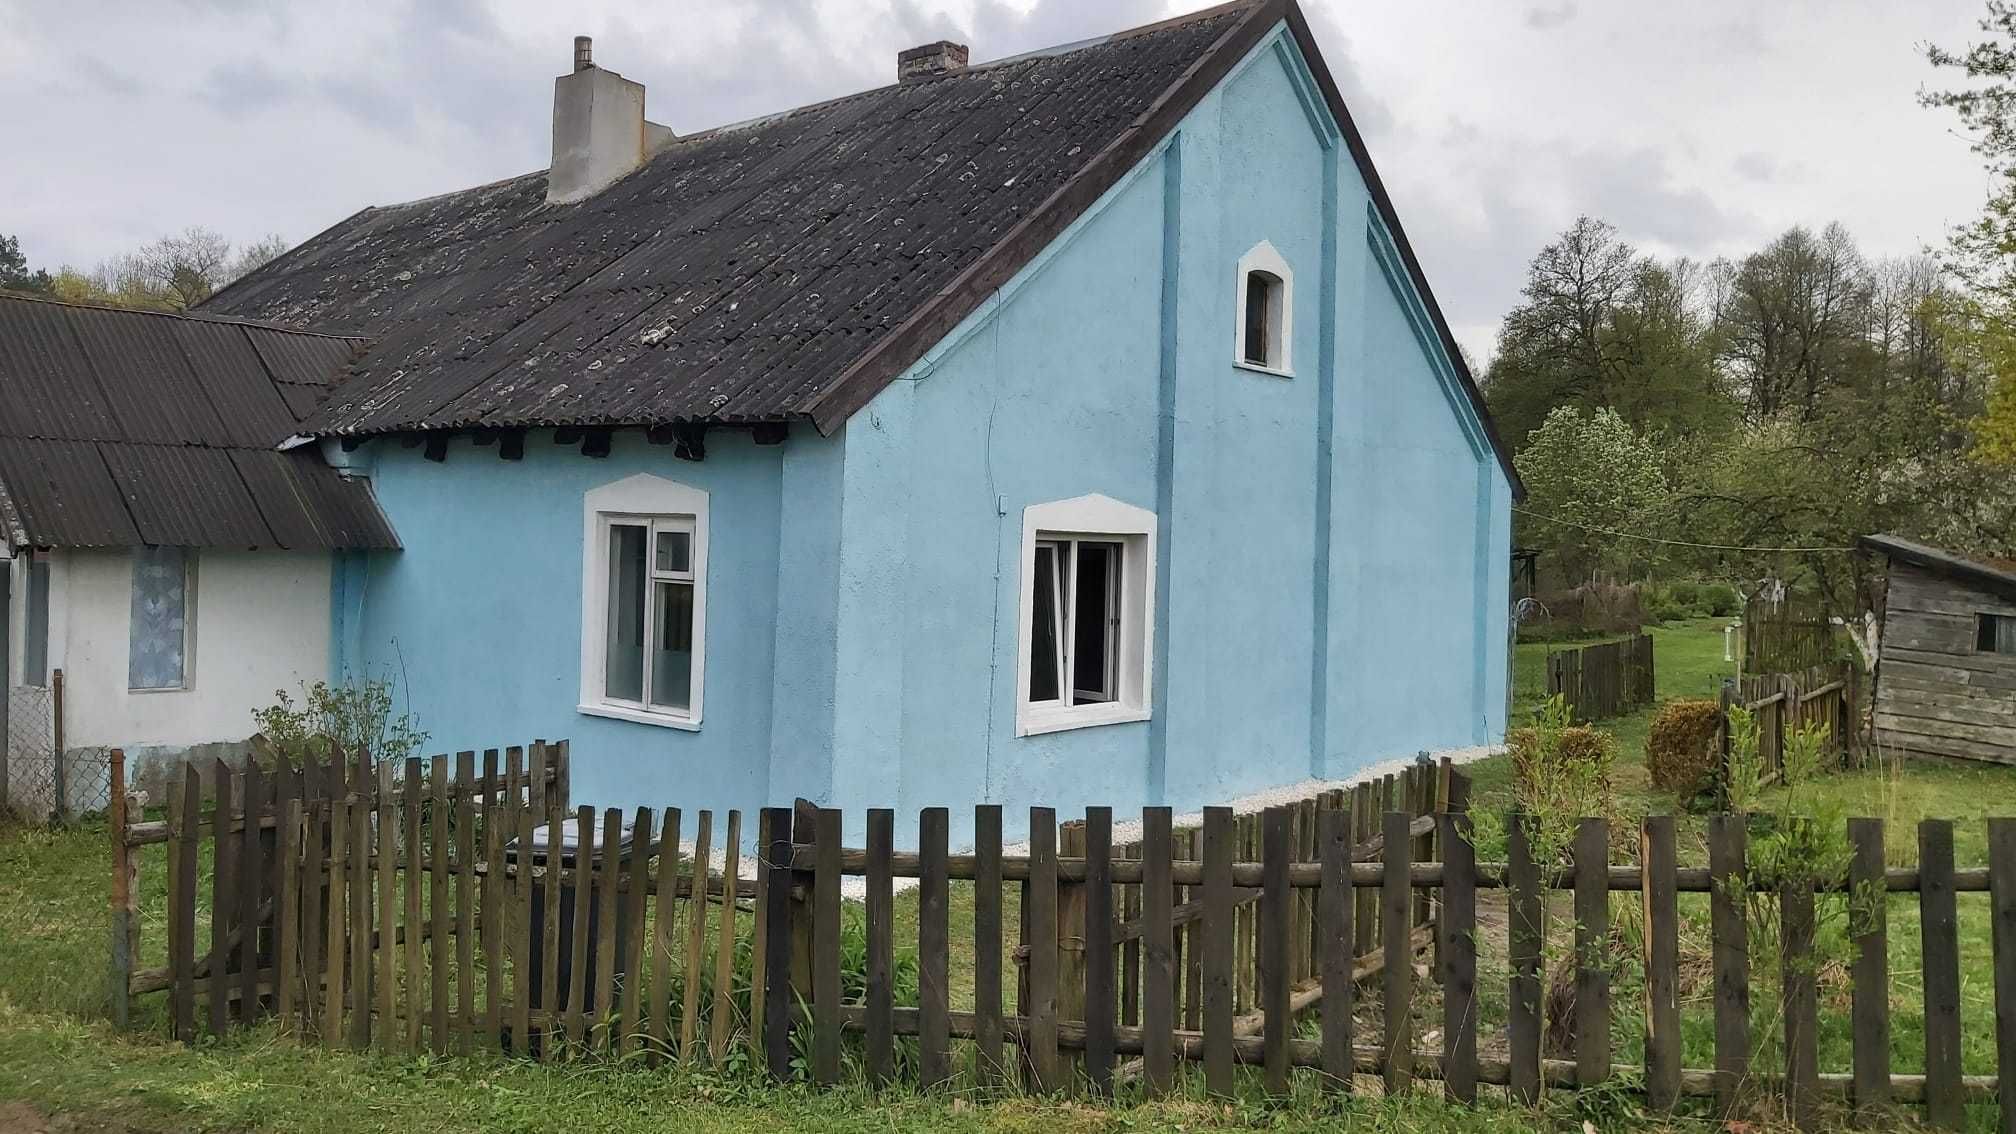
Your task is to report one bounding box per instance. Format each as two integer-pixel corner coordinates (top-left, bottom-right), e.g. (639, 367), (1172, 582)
(0, 294), (397, 814)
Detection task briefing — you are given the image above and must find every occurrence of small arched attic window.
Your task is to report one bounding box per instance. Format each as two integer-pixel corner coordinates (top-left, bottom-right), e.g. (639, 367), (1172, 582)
(1234, 240), (1293, 376)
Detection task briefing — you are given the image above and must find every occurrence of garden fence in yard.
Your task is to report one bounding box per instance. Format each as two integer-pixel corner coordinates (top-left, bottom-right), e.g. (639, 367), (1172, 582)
(3, 668), (109, 823)
(1743, 592), (1840, 674)
(114, 741), (2016, 1131)
(1719, 661), (1864, 783)
(1545, 633), (1654, 721)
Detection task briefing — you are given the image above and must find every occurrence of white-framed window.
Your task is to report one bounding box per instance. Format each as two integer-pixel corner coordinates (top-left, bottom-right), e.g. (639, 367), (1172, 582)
(1234, 240), (1294, 376)
(1015, 494), (1155, 737)
(129, 546), (194, 691)
(579, 473), (708, 730)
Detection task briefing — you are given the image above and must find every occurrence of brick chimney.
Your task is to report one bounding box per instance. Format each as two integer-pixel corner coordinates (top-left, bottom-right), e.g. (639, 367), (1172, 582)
(547, 36), (677, 206)
(897, 41), (969, 83)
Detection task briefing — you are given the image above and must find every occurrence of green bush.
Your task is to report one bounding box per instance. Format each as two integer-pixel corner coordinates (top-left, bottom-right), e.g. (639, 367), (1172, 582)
(1646, 698), (1723, 797)
(1702, 582), (1742, 617)
(1667, 581), (1703, 607)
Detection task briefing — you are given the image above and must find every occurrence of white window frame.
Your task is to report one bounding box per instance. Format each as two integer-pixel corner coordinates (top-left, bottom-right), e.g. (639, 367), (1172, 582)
(1234, 239), (1294, 377)
(1014, 494), (1156, 737)
(579, 473), (709, 730)
(128, 546), (196, 693)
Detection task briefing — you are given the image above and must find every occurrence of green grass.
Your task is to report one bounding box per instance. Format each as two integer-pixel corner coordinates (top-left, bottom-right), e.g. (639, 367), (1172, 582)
(1, 616), (2011, 1132)
(1473, 618), (2016, 1133)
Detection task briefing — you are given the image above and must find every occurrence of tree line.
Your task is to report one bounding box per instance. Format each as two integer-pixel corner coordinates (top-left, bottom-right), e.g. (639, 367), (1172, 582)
(0, 226), (287, 312)
(1490, 5), (2016, 619)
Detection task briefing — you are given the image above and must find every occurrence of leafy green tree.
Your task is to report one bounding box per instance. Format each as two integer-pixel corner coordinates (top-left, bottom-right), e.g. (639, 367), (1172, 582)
(0, 232), (51, 294)
(1485, 217), (1731, 445)
(1925, 4), (2016, 466)
(1512, 406), (1669, 583)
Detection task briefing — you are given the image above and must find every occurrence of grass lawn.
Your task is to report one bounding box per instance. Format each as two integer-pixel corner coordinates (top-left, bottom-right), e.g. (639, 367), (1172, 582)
(0, 616), (2011, 1132)
(1469, 617), (2016, 1133)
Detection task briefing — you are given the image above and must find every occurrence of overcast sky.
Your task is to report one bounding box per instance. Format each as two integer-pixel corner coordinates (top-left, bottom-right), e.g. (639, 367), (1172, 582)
(0, 0), (1996, 360)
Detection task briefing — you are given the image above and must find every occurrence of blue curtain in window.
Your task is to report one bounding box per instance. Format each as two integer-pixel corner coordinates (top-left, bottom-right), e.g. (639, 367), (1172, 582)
(130, 547), (188, 690)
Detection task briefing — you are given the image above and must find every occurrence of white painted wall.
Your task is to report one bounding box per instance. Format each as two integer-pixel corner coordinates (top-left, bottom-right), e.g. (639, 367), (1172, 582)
(52, 549), (331, 750)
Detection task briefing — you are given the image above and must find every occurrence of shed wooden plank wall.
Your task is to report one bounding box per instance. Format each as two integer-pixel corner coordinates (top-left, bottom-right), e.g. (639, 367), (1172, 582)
(1875, 562), (2016, 764)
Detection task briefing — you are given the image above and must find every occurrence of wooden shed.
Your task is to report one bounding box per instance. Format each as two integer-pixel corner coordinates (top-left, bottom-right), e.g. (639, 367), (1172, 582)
(1861, 534), (2016, 764)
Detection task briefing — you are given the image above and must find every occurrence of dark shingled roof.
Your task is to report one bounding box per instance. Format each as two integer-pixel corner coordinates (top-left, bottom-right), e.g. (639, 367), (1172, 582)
(202, 0), (1519, 492)
(0, 293), (400, 551)
(1862, 533), (2016, 602)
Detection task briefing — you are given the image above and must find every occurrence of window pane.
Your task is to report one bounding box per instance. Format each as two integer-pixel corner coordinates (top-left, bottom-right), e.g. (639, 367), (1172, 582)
(651, 580), (694, 712)
(605, 524), (647, 702)
(1072, 542), (1119, 704)
(24, 555), (49, 687)
(1984, 613), (2016, 655)
(130, 547), (189, 690)
(1244, 273), (1272, 366)
(655, 529), (691, 575)
(1030, 543), (1060, 702)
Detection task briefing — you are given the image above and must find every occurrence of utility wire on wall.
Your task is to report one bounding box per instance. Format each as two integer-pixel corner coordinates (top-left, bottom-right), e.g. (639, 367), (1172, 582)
(1511, 506), (1859, 554)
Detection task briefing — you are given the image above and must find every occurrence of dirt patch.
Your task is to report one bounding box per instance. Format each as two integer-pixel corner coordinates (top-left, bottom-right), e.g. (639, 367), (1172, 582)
(0, 1100), (166, 1133)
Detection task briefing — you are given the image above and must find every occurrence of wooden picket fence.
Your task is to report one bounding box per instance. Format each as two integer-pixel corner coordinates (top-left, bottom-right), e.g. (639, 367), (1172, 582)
(1719, 661), (1863, 785)
(116, 742), (2016, 1130)
(112, 742), (1447, 1069)
(1546, 633), (1655, 721)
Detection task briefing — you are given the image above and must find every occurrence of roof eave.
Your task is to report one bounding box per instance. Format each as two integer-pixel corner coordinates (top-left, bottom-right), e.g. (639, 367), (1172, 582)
(1862, 533), (2016, 601)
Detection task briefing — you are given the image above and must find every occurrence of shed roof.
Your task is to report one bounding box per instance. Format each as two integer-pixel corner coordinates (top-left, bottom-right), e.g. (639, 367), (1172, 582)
(201, 0), (1519, 493)
(0, 293), (399, 551)
(1861, 533), (2016, 602)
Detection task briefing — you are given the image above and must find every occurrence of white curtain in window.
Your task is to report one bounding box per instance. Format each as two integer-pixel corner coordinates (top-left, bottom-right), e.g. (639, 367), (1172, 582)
(130, 547), (189, 689)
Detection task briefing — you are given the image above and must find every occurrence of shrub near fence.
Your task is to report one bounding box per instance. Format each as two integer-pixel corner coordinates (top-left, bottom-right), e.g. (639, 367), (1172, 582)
(1546, 634), (1654, 721)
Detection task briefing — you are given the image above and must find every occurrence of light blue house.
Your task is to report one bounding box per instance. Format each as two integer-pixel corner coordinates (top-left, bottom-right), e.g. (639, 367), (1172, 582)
(207, 0), (1519, 844)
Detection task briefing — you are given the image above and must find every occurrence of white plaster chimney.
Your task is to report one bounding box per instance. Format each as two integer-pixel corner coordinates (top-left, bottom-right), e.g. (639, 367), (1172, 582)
(547, 36), (676, 206)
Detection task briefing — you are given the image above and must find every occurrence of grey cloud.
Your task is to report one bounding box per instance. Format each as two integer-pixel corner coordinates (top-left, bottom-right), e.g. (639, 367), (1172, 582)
(1733, 150), (1780, 181)
(1524, 4), (1577, 31)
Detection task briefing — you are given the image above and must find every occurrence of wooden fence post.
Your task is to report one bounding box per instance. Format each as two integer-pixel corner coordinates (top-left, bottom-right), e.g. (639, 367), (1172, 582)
(1708, 814), (1750, 1113)
(1921, 819), (1964, 1129)
(1782, 869), (1819, 1130)
(1083, 807), (1115, 1096)
(760, 806), (795, 1081)
(51, 668), (66, 823)
(108, 748), (134, 1029)
(1506, 811), (1541, 1104)
(1848, 818), (1889, 1117)
(1987, 818), (2016, 1134)
(1573, 817), (1610, 1088)
(918, 806), (951, 1088)
(1439, 804), (1475, 1104)
(1642, 815), (1681, 1110)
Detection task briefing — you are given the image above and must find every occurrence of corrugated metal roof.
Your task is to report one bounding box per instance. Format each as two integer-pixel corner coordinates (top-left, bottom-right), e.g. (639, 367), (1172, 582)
(198, 0), (1520, 495)
(201, 4), (1257, 435)
(0, 293), (399, 550)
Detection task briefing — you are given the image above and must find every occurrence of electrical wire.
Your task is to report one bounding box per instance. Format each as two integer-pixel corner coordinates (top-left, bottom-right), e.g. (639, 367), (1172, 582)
(1511, 505), (1858, 554)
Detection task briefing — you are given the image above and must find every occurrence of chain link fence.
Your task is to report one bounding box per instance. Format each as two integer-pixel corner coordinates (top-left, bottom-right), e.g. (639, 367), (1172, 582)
(4, 675), (111, 822)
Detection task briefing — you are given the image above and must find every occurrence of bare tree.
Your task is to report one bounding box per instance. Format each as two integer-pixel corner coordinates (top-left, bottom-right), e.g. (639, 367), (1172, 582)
(136, 226), (233, 310)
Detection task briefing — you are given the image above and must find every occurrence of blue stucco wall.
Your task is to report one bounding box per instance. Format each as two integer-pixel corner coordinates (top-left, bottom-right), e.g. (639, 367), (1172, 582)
(818, 26), (1513, 846)
(334, 22), (1510, 847)
(334, 429), (784, 817)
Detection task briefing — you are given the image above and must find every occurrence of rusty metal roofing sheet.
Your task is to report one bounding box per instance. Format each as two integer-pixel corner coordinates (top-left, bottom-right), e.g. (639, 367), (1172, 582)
(0, 293), (397, 549)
